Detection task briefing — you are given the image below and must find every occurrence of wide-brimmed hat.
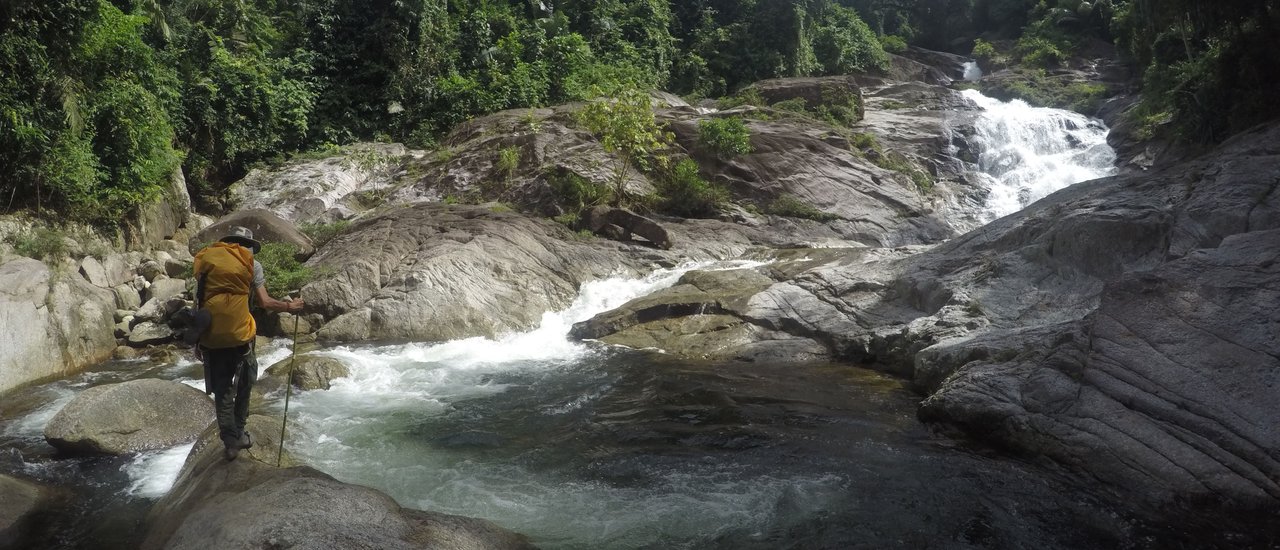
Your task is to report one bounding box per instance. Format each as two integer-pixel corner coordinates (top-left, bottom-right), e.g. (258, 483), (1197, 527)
(219, 226), (262, 254)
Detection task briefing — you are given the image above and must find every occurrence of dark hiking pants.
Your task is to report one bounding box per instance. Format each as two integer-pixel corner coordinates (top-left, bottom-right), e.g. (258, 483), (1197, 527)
(202, 343), (258, 447)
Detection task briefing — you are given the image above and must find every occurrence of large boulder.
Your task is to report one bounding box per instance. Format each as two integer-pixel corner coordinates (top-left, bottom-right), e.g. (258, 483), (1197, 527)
(306, 203), (650, 343)
(44, 379), (214, 455)
(571, 263), (833, 362)
(918, 229), (1280, 511)
(261, 354), (351, 392)
(583, 206), (671, 249)
(190, 209), (315, 259)
(0, 258), (116, 394)
(740, 76), (863, 116)
(143, 415), (535, 550)
(125, 167), (192, 249)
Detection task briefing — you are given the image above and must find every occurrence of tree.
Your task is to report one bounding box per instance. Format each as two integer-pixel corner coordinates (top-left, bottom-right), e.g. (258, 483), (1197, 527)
(576, 87), (670, 206)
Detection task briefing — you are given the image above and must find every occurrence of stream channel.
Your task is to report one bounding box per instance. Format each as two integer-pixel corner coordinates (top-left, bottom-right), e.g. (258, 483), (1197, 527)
(0, 91), (1240, 549)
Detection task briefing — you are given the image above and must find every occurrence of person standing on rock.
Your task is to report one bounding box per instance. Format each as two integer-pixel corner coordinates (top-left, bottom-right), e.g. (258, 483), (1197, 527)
(193, 226), (304, 461)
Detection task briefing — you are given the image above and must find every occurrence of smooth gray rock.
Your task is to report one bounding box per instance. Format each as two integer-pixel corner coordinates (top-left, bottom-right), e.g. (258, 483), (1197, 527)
(563, 119), (1280, 516)
(145, 277), (187, 303)
(190, 209), (315, 260)
(79, 256), (109, 287)
(0, 474), (55, 548)
(142, 415), (535, 550)
(262, 354), (350, 391)
(306, 203), (645, 343)
(125, 167), (191, 249)
(164, 257), (191, 278)
(0, 258), (116, 394)
(138, 260), (165, 282)
(127, 321), (175, 347)
(229, 143), (414, 225)
(135, 296), (185, 324)
(44, 379), (214, 455)
(111, 283), (142, 310)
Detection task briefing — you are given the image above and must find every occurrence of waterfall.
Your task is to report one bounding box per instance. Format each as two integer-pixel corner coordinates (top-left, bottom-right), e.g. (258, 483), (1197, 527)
(962, 61), (983, 81)
(961, 89), (1116, 221)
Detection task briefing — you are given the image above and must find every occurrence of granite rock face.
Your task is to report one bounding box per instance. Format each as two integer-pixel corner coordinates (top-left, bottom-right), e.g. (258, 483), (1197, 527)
(571, 120), (1280, 515)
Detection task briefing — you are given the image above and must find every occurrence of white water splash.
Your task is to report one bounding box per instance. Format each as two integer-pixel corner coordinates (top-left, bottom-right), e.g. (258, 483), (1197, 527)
(301, 260), (765, 403)
(122, 442), (195, 498)
(962, 61), (983, 81)
(962, 89), (1116, 220)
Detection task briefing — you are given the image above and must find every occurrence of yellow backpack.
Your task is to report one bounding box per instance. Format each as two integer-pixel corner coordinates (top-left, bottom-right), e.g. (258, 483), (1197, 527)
(193, 242), (257, 348)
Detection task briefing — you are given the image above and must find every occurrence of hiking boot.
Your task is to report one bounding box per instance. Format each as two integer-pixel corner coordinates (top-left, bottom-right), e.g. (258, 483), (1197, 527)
(224, 444), (240, 461)
(237, 432), (253, 450)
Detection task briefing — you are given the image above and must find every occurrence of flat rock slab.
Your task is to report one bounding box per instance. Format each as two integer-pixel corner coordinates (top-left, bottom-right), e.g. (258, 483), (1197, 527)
(127, 321), (175, 347)
(44, 379), (214, 455)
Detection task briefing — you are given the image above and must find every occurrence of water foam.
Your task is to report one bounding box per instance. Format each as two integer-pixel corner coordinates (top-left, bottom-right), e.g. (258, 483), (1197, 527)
(122, 442), (195, 498)
(962, 88), (1116, 220)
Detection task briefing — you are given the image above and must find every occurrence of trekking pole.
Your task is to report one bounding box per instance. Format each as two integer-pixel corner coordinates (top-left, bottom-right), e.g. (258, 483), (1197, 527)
(277, 313), (301, 467)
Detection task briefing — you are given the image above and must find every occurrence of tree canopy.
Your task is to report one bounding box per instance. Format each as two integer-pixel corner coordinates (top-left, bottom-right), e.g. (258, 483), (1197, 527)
(1, 0), (1276, 224)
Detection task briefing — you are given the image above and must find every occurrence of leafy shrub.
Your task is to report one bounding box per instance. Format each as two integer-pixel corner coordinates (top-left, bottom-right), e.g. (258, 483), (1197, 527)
(496, 146), (520, 177)
(771, 98), (809, 113)
(717, 88), (766, 110)
(971, 38), (997, 62)
(766, 195), (839, 222)
(548, 169), (608, 214)
(697, 117), (753, 158)
(300, 220), (351, 248)
(655, 158), (728, 217)
(255, 243), (313, 298)
(7, 227), (69, 261)
(880, 35), (908, 54)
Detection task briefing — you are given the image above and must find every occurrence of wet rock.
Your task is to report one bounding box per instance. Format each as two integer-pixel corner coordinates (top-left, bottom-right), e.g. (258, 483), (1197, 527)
(44, 379), (214, 455)
(0, 474), (56, 548)
(262, 354), (350, 392)
(113, 346), (142, 360)
(142, 416), (535, 550)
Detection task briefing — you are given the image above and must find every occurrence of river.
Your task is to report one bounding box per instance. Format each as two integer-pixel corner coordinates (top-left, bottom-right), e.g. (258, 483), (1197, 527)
(0, 91), (1212, 549)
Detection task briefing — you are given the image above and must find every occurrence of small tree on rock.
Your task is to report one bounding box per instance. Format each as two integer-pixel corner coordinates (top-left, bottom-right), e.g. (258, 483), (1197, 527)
(576, 88), (671, 206)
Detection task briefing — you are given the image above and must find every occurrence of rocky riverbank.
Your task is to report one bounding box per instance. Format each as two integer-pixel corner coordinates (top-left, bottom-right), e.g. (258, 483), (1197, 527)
(3, 45), (1275, 547)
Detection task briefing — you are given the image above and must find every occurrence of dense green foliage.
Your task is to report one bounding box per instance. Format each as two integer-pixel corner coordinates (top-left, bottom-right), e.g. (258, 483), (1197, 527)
(654, 158), (728, 217)
(577, 87), (671, 205)
(1, 0), (900, 226)
(697, 117), (753, 158)
(3, 0), (1275, 228)
(254, 242), (312, 297)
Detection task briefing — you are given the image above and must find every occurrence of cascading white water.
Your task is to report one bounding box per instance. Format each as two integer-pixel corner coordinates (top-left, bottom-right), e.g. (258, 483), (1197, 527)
(962, 61), (983, 81)
(961, 88), (1116, 220)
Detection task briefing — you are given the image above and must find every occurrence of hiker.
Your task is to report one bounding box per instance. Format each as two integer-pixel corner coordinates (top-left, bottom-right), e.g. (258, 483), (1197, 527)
(193, 226), (304, 461)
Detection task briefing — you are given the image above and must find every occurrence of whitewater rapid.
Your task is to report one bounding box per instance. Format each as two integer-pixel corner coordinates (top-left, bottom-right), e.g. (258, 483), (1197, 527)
(961, 88), (1117, 220)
